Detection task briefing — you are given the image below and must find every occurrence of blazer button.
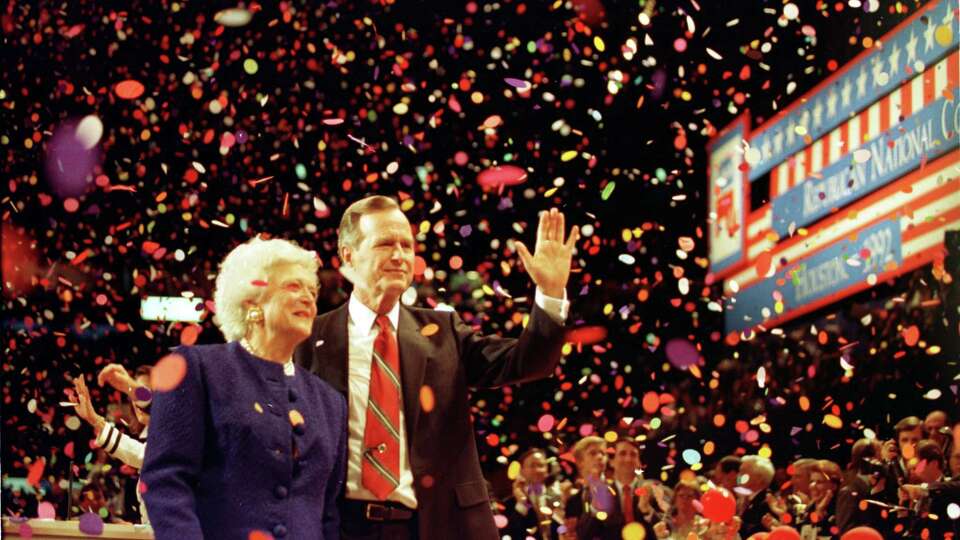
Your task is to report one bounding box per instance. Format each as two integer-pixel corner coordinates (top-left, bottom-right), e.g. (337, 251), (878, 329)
(288, 389), (299, 402)
(274, 485), (288, 499)
(272, 524), (287, 538)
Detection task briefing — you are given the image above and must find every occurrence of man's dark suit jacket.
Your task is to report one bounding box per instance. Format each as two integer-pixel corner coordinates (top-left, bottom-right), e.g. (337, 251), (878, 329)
(739, 489), (774, 538)
(295, 301), (565, 539)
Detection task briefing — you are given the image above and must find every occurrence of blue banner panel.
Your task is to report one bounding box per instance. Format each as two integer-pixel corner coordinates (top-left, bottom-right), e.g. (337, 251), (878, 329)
(747, 0), (958, 181)
(708, 119), (749, 275)
(771, 97), (960, 237)
(726, 219), (903, 332)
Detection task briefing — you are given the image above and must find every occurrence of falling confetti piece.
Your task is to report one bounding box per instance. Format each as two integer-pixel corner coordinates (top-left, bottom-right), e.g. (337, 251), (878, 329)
(902, 325), (920, 346)
(476, 165), (527, 189)
(665, 338), (699, 369)
(180, 324), (200, 346)
(214, 8), (253, 27)
(151, 354), (188, 392)
(114, 80), (145, 100)
(289, 409), (304, 426)
(419, 386), (435, 412)
(823, 414), (843, 429)
(421, 323), (439, 337)
(507, 460), (521, 480)
(75, 115), (103, 150)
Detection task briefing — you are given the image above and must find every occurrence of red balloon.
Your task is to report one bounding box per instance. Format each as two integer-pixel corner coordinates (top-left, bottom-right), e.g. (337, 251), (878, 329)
(767, 526), (801, 540)
(701, 487), (737, 522)
(840, 527), (884, 540)
(746, 534), (769, 540)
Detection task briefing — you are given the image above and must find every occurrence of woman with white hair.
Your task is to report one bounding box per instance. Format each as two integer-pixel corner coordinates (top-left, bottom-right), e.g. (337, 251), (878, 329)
(141, 236), (346, 540)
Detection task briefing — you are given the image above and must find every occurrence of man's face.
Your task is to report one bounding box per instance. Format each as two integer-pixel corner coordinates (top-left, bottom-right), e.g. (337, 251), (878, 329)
(611, 442), (641, 479)
(578, 444), (607, 480)
(521, 452), (549, 485)
(343, 209), (415, 306)
(898, 426), (923, 456)
(949, 448), (960, 478)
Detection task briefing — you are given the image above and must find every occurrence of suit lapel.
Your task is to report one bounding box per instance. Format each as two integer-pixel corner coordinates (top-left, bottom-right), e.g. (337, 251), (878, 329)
(315, 303), (349, 395)
(397, 307), (429, 444)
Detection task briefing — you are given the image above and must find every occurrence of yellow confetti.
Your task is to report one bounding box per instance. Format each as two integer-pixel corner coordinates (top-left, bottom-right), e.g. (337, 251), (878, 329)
(507, 460), (521, 480)
(823, 414), (843, 429)
(421, 323), (439, 337)
(593, 36), (605, 52)
(254, 402), (263, 414)
(289, 409), (304, 426)
(561, 150), (578, 162)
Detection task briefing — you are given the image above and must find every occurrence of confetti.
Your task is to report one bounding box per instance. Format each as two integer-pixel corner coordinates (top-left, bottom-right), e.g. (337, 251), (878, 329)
(151, 354), (188, 392)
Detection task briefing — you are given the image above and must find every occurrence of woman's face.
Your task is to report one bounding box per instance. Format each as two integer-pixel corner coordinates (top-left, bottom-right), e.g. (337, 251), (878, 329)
(259, 263), (318, 344)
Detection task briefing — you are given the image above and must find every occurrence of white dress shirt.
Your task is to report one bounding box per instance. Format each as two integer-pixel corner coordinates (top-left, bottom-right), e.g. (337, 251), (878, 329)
(344, 289), (569, 508)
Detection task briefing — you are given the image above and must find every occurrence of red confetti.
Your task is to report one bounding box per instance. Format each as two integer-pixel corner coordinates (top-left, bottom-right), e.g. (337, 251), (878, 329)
(114, 80), (145, 100)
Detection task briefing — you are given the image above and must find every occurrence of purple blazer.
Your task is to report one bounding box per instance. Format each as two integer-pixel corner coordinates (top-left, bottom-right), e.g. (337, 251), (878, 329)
(142, 342), (346, 540)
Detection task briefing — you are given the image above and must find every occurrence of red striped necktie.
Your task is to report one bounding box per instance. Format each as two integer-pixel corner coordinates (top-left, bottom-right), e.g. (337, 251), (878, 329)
(361, 315), (402, 500)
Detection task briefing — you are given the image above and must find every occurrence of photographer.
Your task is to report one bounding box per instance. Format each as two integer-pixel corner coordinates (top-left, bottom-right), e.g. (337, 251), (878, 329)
(899, 440), (958, 538)
(836, 439), (886, 534)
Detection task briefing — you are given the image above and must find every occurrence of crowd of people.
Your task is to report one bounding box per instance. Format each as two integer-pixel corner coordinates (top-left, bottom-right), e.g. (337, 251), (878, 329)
(495, 411), (959, 540)
(5, 400), (957, 539)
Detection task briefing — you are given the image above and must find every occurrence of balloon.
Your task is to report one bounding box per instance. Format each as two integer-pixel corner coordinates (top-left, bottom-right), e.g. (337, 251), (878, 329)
(701, 487), (737, 522)
(767, 526), (801, 540)
(746, 534), (769, 540)
(840, 527), (884, 540)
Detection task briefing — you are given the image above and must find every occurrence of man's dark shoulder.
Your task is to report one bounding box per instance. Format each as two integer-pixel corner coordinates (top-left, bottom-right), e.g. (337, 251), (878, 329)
(401, 305), (453, 322)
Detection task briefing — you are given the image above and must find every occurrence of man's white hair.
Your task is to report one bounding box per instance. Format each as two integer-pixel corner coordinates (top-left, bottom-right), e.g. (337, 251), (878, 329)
(741, 455), (775, 489)
(213, 237), (318, 342)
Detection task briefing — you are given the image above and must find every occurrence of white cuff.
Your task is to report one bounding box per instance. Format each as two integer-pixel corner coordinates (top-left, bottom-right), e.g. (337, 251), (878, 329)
(535, 287), (569, 323)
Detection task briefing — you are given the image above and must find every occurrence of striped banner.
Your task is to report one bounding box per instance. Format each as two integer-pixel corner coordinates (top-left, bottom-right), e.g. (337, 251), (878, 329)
(724, 152), (959, 332)
(746, 0), (959, 181)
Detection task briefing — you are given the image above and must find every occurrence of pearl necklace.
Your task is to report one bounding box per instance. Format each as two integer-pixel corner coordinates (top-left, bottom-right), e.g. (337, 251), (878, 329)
(239, 338), (292, 364)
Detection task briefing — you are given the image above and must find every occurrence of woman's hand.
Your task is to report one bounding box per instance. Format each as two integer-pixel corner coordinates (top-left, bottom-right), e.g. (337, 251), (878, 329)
(653, 521), (670, 539)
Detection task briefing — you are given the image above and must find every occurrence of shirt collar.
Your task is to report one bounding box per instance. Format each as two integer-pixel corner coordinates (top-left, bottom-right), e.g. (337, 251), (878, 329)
(349, 294), (400, 334)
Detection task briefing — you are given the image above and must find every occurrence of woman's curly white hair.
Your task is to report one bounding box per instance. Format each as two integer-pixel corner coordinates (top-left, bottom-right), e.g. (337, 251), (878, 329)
(213, 236), (319, 342)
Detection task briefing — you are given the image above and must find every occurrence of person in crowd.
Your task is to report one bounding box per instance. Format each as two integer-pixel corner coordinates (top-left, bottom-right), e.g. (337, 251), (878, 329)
(72, 364), (153, 523)
(563, 435), (618, 540)
(881, 416), (924, 485)
(141, 237), (347, 540)
(653, 478), (740, 540)
(712, 456), (741, 493)
(786, 458), (817, 506)
(737, 455), (776, 538)
(503, 448), (565, 540)
(924, 409), (952, 457)
(610, 438), (665, 540)
(795, 461), (840, 538)
(899, 440), (957, 538)
(949, 444), (960, 479)
(836, 438), (886, 534)
(294, 196), (578, 540)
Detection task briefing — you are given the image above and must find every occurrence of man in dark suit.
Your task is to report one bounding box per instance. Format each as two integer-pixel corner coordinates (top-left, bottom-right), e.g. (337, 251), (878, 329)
(737, 455), (776, 538)
(296, 195), (579, 540)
